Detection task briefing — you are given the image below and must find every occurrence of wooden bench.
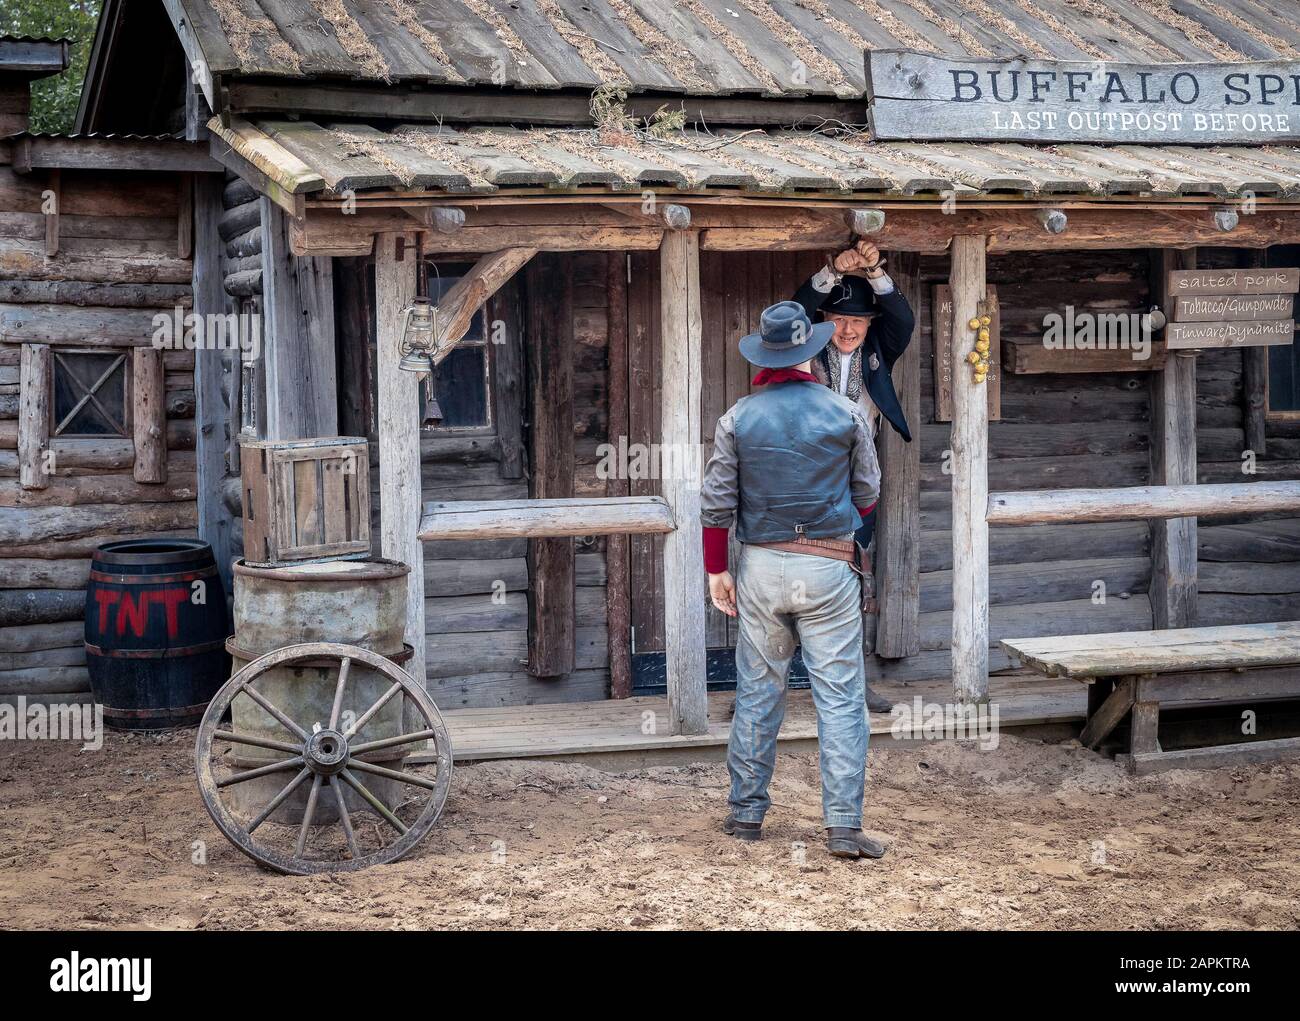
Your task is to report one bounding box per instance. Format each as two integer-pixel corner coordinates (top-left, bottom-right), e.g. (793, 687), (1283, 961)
(1001, 622), (1300, 775)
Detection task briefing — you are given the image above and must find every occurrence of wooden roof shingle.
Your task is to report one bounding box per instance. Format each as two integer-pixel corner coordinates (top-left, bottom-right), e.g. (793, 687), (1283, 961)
(173, 0), (1300, 97)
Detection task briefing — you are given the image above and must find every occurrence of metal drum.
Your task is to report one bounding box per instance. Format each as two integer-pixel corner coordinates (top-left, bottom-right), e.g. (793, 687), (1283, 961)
(226, 558), (414, 824)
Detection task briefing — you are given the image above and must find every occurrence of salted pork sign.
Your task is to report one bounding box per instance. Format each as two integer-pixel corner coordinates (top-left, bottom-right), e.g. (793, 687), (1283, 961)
(866, 50), (1300, 144)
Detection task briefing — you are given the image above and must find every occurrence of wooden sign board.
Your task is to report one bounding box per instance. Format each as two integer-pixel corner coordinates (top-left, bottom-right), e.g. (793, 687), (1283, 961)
(1167, 267), (1300, 296)
(1165, 266), (1298, 349)
(1173, 293), (1294, 322)
(1166, 319), (1295, 349)
(932, 284), (1000, 423)
(866, 50), (1300, 144)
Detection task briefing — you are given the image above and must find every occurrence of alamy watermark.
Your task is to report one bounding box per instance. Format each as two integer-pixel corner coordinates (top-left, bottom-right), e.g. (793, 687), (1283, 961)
(890, 697), (1000, 751)
(151, 307), (261, 361)
(1041, 306), (1156, 362)
(0, 696), (102, 751)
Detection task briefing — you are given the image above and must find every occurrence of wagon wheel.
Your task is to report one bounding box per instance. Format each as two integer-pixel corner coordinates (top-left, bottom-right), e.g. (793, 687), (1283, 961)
(195, 642), (453, 875)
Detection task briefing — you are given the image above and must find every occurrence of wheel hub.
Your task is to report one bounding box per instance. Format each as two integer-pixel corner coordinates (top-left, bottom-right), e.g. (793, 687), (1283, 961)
(304, 728), (349, 775)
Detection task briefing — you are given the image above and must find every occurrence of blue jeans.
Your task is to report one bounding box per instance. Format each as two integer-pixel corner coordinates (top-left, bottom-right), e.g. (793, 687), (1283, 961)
(727, 544), (868, 829)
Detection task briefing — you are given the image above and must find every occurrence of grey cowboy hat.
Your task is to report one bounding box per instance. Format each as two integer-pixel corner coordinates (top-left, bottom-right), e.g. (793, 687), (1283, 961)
(739, 300), (836, 369)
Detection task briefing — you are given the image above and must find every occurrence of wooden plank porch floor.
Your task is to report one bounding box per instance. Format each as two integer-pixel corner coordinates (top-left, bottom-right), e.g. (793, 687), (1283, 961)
(415, 674), (1087, 764)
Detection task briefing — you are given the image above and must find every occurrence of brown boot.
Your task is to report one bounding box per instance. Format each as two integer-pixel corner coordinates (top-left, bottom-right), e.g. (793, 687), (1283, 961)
(826, 828), (886, 859)
(865, 685), (894, 714)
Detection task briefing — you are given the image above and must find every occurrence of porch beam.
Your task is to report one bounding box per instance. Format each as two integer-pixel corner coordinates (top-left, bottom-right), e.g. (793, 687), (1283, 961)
(432, 247), (537, 363)
(698, 207), (1300, 253)
(292, 212), (662, 257)
(987, 481), (1300, 525)
(950, 234), (989, 704)
(659, 230), (709, 736)
(1150, 248), (1199, 629)
(375, 232), (426, 687)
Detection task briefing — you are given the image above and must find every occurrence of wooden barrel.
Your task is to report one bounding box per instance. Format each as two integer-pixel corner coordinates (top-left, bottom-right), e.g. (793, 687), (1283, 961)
(227, 558), (413, 824)
(85, 539), (232, 731)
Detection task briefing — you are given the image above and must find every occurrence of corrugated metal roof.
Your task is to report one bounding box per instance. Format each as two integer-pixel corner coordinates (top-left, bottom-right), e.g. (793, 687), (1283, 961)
(209, 116), (1300, 199)
(175, 0), (1300, 97)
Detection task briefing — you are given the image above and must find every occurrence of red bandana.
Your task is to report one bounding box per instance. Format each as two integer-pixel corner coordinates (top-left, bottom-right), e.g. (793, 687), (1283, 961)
(751, 368), (819, 386)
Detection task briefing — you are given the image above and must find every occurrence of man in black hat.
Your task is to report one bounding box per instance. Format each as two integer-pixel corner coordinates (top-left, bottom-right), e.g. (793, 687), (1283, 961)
(792, 240), (915, 714)
(701, 300), (886, 860)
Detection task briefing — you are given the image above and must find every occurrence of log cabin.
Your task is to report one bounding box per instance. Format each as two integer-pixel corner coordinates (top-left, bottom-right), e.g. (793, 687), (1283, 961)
(3, 1), (1300, 759)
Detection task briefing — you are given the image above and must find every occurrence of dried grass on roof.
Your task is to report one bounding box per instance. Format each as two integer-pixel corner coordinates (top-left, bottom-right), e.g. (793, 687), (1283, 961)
(306, 0), (391, 80)
(888, 0), (995, 56)
(948, 0), (1052, 58)
(534, 0), (630, 87)
(1056, 0), (1179, 60)
(791, 0), (876, 55)
(1132, 0), (1249, 60)
(209, 0), (302, 74)
(388, 127), (497, 190)
(459, 0), (533, 68)
(732, 0), (855, 96)
(330, 129), (422, 187)
(1000, 0), (1109, 60)
(840, 0), (959, 55)
(380, 0), (466, 82)
(604, 0), (712, 91)
(1197, 0), (1300, 59)
(675, 0), (783, 94)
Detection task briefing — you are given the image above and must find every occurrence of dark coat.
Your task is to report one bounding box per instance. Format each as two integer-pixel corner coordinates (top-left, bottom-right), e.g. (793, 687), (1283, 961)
(791, 277), (916, 442)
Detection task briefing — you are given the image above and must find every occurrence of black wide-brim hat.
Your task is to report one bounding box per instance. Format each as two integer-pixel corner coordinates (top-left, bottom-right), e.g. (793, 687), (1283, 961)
(819, 274), (877, 317)
(739, 300), (836, 369)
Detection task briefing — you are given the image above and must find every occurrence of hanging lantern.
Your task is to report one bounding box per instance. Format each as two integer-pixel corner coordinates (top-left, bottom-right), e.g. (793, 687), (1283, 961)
(398, 296), (438, 374)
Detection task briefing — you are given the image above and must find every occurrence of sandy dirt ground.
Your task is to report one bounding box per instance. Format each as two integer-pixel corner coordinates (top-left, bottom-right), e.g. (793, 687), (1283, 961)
(2, 729), (1298, 930)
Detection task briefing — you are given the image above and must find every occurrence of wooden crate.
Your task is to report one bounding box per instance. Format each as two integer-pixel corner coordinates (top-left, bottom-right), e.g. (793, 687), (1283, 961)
(241, 437), (371, 567)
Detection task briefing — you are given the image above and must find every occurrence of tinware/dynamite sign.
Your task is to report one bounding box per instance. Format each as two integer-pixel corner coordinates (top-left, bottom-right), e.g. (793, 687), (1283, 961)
(866, 50), (1300, 144)
(1166, 267), (1298, 350)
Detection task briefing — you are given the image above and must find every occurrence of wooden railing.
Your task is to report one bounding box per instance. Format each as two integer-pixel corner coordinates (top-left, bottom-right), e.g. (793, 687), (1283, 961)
(987, 481), (1300, 526)
(418, 496), (675, 541)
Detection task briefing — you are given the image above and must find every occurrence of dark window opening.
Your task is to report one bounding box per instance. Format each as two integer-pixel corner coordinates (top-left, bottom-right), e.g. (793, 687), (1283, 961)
(52, 351), (128, 437)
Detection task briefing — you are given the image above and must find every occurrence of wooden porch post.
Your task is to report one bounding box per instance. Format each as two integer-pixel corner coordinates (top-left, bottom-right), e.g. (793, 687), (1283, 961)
(192, 173), (235, 590)
(1150, 248), (1199, 629)
(875, 251), (922, 658)
(950, 235), (989, 702)
(260, 197), (337, 440)
(659, 230), (708, 735)
(375, 232), (427, 686)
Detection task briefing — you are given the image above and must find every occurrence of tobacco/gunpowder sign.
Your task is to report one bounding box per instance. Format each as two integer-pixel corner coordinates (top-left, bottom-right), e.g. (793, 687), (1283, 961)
(866, 50), (1300, 144)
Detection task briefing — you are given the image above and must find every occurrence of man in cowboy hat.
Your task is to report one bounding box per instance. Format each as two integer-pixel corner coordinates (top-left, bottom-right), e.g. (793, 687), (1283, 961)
(793, 240), (916, 714)
(701, 299), (886, 860)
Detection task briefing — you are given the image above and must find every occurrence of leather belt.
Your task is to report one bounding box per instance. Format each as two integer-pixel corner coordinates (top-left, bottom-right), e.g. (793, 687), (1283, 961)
(751, 536), (858, 564)
(750, 536), (876, 614)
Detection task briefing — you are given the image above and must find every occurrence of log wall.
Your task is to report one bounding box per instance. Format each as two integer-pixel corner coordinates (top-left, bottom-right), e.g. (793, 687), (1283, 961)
(0, 146), (197, 704)
(1192, 248), (1300, 630)
(336, 251), (613, 710)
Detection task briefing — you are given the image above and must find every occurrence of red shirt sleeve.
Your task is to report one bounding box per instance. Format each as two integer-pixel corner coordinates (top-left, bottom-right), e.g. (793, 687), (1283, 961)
(702, 527), (730, 574)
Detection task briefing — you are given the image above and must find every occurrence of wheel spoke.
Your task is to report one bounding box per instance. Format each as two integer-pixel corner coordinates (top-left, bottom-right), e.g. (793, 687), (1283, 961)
(349, 729), (438, 756)
(332, 779), (360, 859)
(240, 685), (309, 742)
(340, 768), (408, 835)
(216, 756), (304, 789)
(248, 767), (312, 833)
(328, 657), (353, 730)
(349, 757), (439, 792)
(343, 681), (403, 739)
(295, 775), (323, 858)
(214, 730), (303, 756)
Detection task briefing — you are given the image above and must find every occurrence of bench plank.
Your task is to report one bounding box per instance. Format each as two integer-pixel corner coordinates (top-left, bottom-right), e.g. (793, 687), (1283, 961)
(1000, 621), (1300, 677)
